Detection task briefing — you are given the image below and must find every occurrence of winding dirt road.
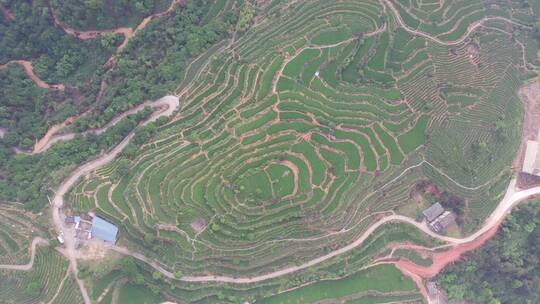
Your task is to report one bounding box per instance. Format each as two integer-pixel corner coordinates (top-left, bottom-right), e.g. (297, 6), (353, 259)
(106, 178), (540, 284)
(5, 2), (534, 302)
(27, 0), (185, 153)
(32, 97), (179, 154)
(49, 95), (179, 304)
(0, 237), (49, 271)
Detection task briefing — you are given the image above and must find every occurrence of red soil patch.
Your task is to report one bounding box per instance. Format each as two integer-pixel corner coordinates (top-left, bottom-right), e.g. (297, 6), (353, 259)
(395, 222), (500, 279)
(426, 184), (441, 197)
(394, 264), (431, 301)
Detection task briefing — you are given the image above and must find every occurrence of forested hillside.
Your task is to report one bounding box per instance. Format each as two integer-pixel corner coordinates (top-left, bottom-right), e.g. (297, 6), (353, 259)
(0, 0), (240, 210)
(50, 0), (172, 30)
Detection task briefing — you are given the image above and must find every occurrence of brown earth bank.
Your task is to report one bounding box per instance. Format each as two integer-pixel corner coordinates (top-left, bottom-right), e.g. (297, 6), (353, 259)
(395, 223), (499, 279)
(0, 60), (65, 90)
(389, 224), (499, 303)
(515, 77), (540, 188)
(33, 114), (81, 153)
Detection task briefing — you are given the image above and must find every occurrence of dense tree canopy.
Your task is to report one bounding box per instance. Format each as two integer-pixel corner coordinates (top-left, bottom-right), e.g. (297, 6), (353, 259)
(92, 0), (235, 126)
(0, 65), (75, 148)
(50, 0), (172, 30)
(0, 0), (114, 84)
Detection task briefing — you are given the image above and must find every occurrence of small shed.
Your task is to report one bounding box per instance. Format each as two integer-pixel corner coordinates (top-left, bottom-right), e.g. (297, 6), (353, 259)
(423, 203), (444, 222)
(91, 216), (118, 244)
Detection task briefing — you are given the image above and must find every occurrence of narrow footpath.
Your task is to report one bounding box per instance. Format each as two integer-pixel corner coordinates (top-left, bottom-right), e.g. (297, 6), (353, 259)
(0, 237), (49, 271)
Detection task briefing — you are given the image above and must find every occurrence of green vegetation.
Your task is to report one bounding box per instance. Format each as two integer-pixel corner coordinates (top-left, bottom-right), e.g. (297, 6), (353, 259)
(0, 204), (48, 264)
(258, 264), (418, 304)
(117, 283), (163, 304)
(65, 0), (537, 302)
(0, 0), (239, 210)
(0, 65), (75, 149)
(0, 247), (81, 304)
(0, 109), (151, 211)
(51, 0), (172, 30)
(1, 0), (539, 303)
(437, 200), (540, 304)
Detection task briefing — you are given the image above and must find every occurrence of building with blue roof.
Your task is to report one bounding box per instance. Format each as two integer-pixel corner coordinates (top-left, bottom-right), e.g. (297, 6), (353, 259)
(91, 216), (118, 244)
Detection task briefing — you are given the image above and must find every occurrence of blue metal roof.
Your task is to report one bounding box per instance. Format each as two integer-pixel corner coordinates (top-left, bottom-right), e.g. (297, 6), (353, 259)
(91, 216), (118, 243)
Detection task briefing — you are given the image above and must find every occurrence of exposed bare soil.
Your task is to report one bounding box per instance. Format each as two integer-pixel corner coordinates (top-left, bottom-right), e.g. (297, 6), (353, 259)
(395, 222), (499, 279)
(515, 78), (540, 188)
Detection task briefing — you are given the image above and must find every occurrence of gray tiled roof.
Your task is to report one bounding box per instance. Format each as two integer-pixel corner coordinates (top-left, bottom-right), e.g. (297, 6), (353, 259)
(423, 203), (444, 222)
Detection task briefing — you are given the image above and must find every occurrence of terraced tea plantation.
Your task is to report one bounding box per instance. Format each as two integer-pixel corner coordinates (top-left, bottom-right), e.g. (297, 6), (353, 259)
(67, 0), (538, 302)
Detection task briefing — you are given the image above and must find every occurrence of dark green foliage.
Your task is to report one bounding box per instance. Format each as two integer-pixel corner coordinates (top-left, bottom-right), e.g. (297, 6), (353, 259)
(0, 0), (235, 210)
(0, 0), (112, 147)
(0, 0), (113, 84)
(86, 0), (235, 130)
(50, 0), (172, 30)
(0, 111), (150, 211)
(437, 201), (540, 304)
(0, 66), (74, 148)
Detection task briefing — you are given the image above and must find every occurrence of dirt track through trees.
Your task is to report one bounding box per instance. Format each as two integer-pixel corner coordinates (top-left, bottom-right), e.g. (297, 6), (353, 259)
(0, 60), (65, 90)
(52, 0), (184, 55)
(28, 0), (185, 152)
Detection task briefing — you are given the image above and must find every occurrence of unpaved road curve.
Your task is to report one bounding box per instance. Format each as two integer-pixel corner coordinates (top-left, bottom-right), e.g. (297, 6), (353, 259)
(50, 95), (179, 304)
(45, 97), (540, 295)
(33, 97), (179, 154)
(0, 237), (49, 271)
(0, 60), (65, 90)
(108, 179), (540, 285)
